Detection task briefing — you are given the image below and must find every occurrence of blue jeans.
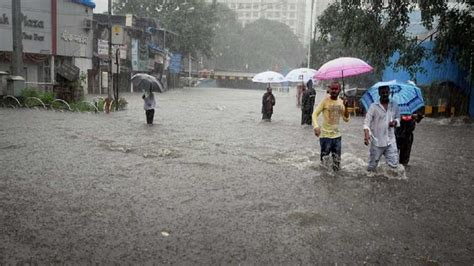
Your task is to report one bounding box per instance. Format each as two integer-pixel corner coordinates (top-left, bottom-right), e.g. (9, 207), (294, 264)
(320, 137), (342, 171)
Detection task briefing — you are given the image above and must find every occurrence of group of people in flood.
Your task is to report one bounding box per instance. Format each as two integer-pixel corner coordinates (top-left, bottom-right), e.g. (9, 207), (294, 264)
(261, 80), (423, 172)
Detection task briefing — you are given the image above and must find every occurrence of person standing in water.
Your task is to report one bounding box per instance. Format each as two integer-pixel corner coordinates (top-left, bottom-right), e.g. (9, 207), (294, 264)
(301, 79), (316, 125)
(363, 85), (400, 171)
(261, 86), (276, 121)
(396, 110), (424, 166)
(142, 88), (156, 125)
(312, 81), (350, 171)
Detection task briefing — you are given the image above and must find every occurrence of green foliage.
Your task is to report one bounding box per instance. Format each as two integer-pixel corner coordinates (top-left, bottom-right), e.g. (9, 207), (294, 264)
(21, 87), (41, 98)
(51, 100), (68, 110)
(40, 92), (55, 105)
(212, 11), (305, 72)
(70, 102), (97, 112)
(20, 88), (56, 107)
(110, 98), (128, 111)
(239, 19), (305, 72)
(114, 0), (218, 57)
(316, 1), (473, 82)
(94, 97), (105, 112)
(316, 2), (426, 79)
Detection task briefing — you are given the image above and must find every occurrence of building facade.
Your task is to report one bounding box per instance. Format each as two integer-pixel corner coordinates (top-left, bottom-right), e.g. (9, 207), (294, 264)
(0, 0), (94, 95)
(207, 0), (308, 45)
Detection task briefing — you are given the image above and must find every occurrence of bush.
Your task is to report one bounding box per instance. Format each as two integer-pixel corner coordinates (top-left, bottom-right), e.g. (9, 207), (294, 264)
(21, 87), (41, 98)
(40, 91), (55, 105)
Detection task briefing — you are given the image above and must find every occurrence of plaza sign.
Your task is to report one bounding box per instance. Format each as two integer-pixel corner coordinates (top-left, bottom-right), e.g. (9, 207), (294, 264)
(61, 30), (88, 45)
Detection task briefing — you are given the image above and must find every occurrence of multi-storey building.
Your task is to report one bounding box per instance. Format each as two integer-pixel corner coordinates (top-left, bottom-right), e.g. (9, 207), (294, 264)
(206, 0), (308, 45)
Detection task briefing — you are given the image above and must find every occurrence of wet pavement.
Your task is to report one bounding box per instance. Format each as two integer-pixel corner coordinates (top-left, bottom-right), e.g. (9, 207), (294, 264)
(1, 87), (473, 264)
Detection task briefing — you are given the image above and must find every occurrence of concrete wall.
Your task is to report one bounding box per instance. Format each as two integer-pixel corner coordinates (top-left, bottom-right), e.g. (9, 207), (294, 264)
(56, 0), (94, 58)
(73, 57), (92, 95)
(0, 0), (52, 54)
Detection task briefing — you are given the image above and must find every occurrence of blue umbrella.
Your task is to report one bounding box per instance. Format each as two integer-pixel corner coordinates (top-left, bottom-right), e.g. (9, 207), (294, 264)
(360, 80), (425, 115)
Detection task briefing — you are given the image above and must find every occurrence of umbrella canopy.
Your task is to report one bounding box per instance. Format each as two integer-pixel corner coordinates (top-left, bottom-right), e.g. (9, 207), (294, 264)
(360, 80), (425, 115)
(252, 71), (287, 84)
(285, 68), (317, 83)
(131, 73), (164, 93)
(314, 57), (373, 80)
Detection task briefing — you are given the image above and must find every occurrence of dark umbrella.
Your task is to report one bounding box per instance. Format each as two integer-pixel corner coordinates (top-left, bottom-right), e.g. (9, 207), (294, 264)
(131, 73), (164, 93)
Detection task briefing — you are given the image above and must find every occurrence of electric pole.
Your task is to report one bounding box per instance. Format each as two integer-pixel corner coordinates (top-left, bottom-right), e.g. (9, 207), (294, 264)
(307, 0), (314, 68)
(108, 0), (112, 98)
(8, 0), (25, 95)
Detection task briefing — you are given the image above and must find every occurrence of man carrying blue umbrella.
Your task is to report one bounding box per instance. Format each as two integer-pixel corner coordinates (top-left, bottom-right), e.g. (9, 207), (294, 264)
(363, 85), (400, 171)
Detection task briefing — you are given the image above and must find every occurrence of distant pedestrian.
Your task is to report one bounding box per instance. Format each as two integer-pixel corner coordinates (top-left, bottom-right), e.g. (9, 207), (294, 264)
(142, 89), (156, 125)
(312, 81), (350, 171)
(262, 87), (276, 121)
(396, 111), (424, 166)
(301, 79), (316, 125)
(363, 85), (400, 171)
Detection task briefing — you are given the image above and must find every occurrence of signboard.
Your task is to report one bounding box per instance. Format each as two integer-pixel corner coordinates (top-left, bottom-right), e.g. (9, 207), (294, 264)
(111, 24), (124, 45)
(131, 39), (139, 71)
(98, 39), (127, 59)
(56, 62), (80, 81)
(0, 3), (51, 53)
(169, 53), (182, 74)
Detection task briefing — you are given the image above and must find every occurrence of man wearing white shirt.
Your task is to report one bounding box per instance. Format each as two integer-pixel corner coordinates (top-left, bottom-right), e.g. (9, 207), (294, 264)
(363, 86), (400, 171)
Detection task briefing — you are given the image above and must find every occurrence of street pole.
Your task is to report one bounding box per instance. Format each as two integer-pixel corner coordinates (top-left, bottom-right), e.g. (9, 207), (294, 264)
(189, 52), (191, 87)
(108, 0), (112, 98)
(8, 0), (25, 95)
(307, 0), (314, 68)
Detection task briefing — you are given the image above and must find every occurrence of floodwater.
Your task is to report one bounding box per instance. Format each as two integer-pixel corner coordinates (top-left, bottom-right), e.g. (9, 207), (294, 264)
(1, 87), (473, 264)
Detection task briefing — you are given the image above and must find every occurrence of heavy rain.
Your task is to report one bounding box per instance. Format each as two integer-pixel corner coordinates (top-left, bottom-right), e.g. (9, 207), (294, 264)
(1, 0), (473, 264)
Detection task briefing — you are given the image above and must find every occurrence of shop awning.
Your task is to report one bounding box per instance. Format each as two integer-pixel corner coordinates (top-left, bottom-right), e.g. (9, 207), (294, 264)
(72, 0), (96, 9)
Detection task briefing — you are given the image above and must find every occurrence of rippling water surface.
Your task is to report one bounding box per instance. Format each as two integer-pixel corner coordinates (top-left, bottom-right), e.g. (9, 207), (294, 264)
(1, 87), (473, 264)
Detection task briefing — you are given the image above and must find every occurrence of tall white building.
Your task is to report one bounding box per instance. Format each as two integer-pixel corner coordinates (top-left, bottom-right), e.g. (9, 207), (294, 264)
(207, 0), (308, 45)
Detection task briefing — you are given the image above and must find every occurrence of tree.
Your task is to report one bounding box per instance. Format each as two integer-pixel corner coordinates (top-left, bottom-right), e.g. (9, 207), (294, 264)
(210, 4), (245, 71)
(315, 1), (473, 81)
(114, 0), (217, 57)
(240, 19), (305, 72)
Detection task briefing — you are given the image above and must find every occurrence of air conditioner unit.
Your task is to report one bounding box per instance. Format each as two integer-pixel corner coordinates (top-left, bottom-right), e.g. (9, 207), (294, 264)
(83, 19), (92, 30)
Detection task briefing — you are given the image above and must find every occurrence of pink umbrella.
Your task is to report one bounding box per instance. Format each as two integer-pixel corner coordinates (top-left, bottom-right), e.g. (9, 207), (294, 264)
(314, 57), (373, 94)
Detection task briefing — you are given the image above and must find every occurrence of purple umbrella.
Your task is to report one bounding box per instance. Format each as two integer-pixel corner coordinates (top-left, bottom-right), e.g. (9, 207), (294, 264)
(314, 57), (373, 95)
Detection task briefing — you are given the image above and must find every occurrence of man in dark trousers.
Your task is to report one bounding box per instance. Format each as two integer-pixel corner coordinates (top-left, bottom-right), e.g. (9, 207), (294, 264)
(301, 79), (316, 125)
(396, 111), (424, 165)
(262, 87), (276, 121)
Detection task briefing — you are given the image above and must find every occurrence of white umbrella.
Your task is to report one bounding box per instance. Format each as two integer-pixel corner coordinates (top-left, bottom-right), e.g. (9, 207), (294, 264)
(285, 68), (317, 83)
(251, 71), (287, 84)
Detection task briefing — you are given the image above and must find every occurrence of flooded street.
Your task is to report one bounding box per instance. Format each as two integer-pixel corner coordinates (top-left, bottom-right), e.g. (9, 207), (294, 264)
(1, 87), (473, 264)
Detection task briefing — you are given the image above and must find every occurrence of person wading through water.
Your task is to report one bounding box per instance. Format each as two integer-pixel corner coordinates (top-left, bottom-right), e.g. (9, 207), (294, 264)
(261, 86), (276, 121)
(301, 79), (316, 125)
(312, 81), (350, 171)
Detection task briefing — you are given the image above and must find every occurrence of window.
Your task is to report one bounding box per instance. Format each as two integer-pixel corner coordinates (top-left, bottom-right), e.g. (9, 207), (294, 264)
(289, 4), (296, 10)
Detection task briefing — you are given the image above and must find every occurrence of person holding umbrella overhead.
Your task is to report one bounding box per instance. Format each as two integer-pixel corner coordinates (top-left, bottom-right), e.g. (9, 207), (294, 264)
(131, 73), (163, 125)
(142, 87), (156, 125)
(312, 81), (350, 171)
(262, 86), (276, 121)
(360, 80), (425, 167)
